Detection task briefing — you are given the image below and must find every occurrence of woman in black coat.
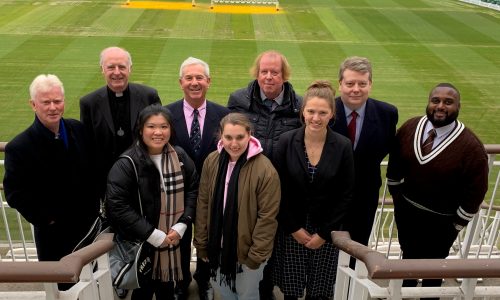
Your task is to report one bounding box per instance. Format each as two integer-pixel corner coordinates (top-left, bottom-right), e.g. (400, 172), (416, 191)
(106, 104), (198, 300)
(272, 81), (355, 300)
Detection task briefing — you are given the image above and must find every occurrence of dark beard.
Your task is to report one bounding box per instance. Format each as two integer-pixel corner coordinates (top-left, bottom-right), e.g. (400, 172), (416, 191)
(426, 109), (458, 127)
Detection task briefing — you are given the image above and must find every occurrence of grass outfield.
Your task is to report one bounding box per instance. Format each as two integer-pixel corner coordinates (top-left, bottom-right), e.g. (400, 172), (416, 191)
(0, 0), (499, 145)
(0, 0), (498, 239)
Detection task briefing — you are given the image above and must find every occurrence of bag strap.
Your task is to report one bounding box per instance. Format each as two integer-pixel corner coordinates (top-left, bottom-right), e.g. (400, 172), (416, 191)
(120, 155), (144, 217)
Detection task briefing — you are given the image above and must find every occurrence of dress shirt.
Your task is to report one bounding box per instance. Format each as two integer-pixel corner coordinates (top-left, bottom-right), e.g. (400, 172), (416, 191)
(183, 100), (207, 137)
(423, 120), (457, 151)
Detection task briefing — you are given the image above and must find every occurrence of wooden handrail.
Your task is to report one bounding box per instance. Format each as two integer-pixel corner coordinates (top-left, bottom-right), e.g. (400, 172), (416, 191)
(332, 231), (500, 279)
(0, 233), (114, 283)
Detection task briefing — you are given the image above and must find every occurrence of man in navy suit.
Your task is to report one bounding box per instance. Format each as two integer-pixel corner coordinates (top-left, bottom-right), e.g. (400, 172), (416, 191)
(165, 57), (229, 300)
(331, 56), (398, 250)
(80, 46), (161, 200)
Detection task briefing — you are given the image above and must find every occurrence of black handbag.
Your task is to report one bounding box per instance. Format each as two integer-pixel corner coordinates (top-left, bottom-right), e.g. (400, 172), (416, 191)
(72, 214), (110, 253)
(108, 155), (152, 290)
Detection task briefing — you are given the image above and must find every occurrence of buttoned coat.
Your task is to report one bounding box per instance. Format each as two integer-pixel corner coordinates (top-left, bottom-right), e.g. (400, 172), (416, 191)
(274, 127), (355, 241)
(330, 97), (398, 245)
(165, 100), (229, 174)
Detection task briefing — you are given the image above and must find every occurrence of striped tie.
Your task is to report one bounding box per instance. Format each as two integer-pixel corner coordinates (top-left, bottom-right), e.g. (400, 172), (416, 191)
(190, 109), (201, 153)
(421, 129), (436, 155)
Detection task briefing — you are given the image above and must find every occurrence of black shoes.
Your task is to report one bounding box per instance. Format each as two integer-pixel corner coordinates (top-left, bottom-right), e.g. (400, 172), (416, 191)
(198, 283), (214, 300)
(174, 286), (188, 300)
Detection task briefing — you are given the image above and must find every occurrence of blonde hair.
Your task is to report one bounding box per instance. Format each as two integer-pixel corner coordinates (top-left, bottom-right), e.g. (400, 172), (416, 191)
(250, 50), (291, 81)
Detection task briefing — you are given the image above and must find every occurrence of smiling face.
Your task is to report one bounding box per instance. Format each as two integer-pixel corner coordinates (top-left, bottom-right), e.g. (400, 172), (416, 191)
(221, 123), (251, 162)
(302, 96), (334, 134)
(338, 69), (372, 110)
(426, 86), (460, 128)
(257, 53), (284, 100)
(31, 85), (65, 133)
(179, 63), (210, 107)
(101, 48), (131, 93)
(141, 114), (171, 155)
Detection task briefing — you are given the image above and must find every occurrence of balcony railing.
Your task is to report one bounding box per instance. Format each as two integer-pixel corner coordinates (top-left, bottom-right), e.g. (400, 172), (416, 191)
(1, 142), (499, 299)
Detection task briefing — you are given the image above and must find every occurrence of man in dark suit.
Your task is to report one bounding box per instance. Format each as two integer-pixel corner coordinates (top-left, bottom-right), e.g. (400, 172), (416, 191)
(4, 74), (99, 290)
(165, 57), (229, 300)
(331, 56), (398, 250)
(80, 46), (161, 199)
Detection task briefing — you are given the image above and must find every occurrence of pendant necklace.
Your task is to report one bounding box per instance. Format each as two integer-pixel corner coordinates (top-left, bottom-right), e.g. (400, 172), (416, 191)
(117, 127), (124, 137)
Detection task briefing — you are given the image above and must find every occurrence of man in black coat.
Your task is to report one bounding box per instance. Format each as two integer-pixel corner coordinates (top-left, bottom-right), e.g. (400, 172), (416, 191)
(166, 57), (229, 300)
(4, 74), (99, 267)
(80, 46), (161, 199)
(227, 50), (302, 300)
(331, 56), (398, 251)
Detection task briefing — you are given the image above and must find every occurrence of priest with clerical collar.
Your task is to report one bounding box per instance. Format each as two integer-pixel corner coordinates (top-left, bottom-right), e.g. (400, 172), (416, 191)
(80, 46), (161, 201)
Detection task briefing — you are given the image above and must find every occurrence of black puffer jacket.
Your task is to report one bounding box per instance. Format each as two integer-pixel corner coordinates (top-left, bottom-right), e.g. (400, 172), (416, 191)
(106, 144), (198, 242)
(228, 80), (302, 158)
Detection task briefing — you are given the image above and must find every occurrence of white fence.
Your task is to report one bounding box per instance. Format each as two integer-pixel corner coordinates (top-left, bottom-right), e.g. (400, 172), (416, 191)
(1, 144), (499, 299)
(460, 0), (500, 12)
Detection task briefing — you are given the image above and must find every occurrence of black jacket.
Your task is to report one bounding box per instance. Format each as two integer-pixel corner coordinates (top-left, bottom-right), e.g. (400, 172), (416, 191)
(3, 117), (99, 260)
(80, 83), (161, 198)
(274, 127), (355, 240)
(228, 80), (302, 159)
(105, 144), (198, 242)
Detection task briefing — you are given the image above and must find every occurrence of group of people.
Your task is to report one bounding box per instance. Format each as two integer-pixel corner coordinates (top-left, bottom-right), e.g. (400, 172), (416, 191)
(3, 46), (489, 300)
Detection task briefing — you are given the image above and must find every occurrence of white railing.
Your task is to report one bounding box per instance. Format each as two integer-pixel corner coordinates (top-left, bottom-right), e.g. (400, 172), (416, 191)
(333, 231), (500, 300)
(460, 0), (500, 11)
(370, 148), (500, 260)
(1, 142), (499, 299)
(0, 235), (114, 300)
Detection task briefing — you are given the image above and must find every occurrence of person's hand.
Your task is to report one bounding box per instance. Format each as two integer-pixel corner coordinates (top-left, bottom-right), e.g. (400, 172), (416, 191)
(304, 233), (325, 249)
(291, 228), (312, 245)
(166, 229), (181, 245)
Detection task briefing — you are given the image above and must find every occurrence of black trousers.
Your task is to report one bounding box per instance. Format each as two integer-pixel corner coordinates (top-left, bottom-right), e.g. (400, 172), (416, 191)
(394, 196), (459, 299)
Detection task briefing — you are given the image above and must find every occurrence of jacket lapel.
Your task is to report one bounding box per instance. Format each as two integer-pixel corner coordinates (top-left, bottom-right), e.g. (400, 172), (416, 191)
(355, 99), (377, 152)
(98, 89), (115, 133)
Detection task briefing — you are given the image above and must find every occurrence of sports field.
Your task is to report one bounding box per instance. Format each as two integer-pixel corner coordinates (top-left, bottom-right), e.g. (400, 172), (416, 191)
(0, 0), (499, 144)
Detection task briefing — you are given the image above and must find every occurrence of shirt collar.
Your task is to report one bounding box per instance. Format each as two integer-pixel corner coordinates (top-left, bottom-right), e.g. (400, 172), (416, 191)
(260, 86), (285, 106)
(343, 102), (367, 119)
(424, 119), (456, 138)
(183, 99), (207, 116)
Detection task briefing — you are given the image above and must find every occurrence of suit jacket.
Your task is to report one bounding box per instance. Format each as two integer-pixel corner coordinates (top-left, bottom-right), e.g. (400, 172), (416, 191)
(331, 97), (398, 245)
(3, 117), (99, 261)
(274, 126), (355, 241)
(80, 83), (161, 196)
(165, 100), (229, 174)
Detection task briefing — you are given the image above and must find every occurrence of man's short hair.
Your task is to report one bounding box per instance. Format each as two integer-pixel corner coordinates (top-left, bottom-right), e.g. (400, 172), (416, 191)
(99, 46), (133, 67)
(338, 56), (372, 82)
(29, 74), (65, 100)
(179, 57), (210, 78)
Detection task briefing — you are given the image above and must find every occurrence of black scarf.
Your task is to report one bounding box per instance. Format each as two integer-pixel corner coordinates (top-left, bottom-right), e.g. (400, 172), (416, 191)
(208, 148), (248, 291)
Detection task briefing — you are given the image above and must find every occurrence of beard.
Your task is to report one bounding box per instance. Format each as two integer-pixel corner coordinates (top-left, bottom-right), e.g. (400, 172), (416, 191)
(426, 107), (459, 128)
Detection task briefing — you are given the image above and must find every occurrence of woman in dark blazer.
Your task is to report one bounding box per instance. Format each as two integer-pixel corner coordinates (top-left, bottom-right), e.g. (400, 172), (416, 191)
(272, 80), (355, 300)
